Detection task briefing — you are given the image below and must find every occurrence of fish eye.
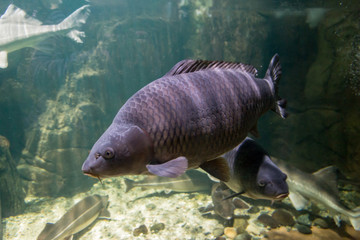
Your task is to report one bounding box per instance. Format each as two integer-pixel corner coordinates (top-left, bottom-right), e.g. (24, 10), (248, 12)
(258, 180), (266, 187)
(102, 147), (114, 159)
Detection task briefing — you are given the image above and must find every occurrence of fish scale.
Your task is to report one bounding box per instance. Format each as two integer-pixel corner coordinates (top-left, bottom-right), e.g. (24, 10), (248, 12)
(82, 54), (287, 181)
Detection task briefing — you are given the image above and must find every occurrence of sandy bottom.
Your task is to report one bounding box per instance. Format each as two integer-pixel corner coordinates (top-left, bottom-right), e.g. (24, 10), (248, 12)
(3, 176), (222, 240)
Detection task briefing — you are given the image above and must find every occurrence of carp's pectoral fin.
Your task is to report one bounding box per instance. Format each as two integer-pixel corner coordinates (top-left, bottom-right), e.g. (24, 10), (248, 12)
(0, 51), (8, 68)
(146, 156), (188, 178)
(200, 157), (230, 182)
(288, 191), (308, 210)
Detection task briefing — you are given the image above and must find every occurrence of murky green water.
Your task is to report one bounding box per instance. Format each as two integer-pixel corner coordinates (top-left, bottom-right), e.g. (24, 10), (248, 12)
(1, 0), (360, 239)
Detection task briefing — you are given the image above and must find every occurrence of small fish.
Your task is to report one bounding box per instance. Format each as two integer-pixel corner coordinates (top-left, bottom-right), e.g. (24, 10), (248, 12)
(124, 169), (213, 193)
(273, 158), (360, 231)
(37, 195), (110, 240)
(0, 4), (90, 68)
(223, 137), (289, 201)
(199, 183), (249, 220)
(82, 54), (287, 182)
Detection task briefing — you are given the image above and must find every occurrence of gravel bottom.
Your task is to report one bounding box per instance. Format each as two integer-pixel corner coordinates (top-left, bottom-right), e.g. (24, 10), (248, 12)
(3, 176), (222, 240)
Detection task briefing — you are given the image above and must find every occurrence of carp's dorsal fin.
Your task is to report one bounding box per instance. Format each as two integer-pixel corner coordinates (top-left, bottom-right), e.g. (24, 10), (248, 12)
(200, 157), (230, 182)
(313, 165), (339, 195)
(164, 59), (258, 76)
(0, 4), (42, 25)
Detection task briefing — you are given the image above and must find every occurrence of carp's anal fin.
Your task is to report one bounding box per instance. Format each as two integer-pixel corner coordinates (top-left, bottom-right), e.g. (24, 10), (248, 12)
(0, 51), (8, 68)
(146, 156), (188, 178)
(288, 191), (308, 210)
(200, 157), (230, 182)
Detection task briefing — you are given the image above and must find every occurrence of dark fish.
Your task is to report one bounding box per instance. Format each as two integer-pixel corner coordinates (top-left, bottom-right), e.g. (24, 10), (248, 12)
(223, 137), (289, 201)
(37, 195), (110, 240)
(272, 158), (360, 231)
(82, 54), (287, 181)
(124, 169), (213, 193)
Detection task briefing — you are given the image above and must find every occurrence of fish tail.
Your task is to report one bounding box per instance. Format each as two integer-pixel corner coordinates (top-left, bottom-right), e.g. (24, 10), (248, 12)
(124, 178), (135, 193)
(57, 5), (90, 43)
(265, 54), (288, 119)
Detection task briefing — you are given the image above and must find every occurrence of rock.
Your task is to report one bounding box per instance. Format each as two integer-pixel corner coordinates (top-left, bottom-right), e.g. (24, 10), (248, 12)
(297, 214), (312, 226)
(213, 227), (224, 237)
(234, 232), (252, 240)
(0, 135), (25, 217)
(257, 214), (279, 228)
(313, 218), (329, 229)
(295, 223), (312, 234)
(133, 224), (148, 236)
(233, 218), (248, 233)
(224, 227), (237, 239)
(150, 223), (165, 233)
(272, 209), (295, 226)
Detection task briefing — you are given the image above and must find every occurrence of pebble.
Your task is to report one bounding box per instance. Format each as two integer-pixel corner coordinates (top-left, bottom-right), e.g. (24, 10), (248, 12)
(297, 214), (312, 226)
(234, 232), (252, 240)
(233, 218), (248, 233)
(248, 206), (260, 213)
(257, 214), (279, 228)
(150, 223), (165, 233)
(271, 209), (295, 226)
(295, 223), (312, 234)
(224, 227), (237, 239)
(245, 224), (261, 235)
(215, 237), (226, 240)
(146, 203), (156, 210)
(133, 224), (148, 236)
(313, 218), (329, 228)
(213, 227), (224, 237)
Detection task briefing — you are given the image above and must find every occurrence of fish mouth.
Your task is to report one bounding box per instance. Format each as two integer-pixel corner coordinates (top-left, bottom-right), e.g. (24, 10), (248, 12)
(83, 172), (103, 183)
(275, 193), (289, 200)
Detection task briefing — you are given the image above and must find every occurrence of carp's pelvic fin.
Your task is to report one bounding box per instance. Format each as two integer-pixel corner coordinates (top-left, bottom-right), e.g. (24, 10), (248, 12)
(200, 157), (230, 182)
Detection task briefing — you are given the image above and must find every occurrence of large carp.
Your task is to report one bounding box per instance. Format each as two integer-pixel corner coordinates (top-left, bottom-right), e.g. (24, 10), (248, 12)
(82, 54), (287, 181)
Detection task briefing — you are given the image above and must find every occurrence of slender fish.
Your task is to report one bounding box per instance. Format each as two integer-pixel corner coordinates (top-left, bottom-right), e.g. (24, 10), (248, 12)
(82, 54), (287, 181)
(0, 4), (90, 68)
(273, 158), (360, 231)
(37, 195), (110, 240)
(124, 169), (213, 193)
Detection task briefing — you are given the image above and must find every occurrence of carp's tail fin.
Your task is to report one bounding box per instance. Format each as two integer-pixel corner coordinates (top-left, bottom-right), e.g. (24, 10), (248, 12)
(265, 54), (288, 119)
(57, 5), (90, 43)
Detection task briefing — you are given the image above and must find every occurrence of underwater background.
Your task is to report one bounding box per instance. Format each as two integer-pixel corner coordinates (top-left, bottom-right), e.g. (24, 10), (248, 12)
(1, 0), (360, 239)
